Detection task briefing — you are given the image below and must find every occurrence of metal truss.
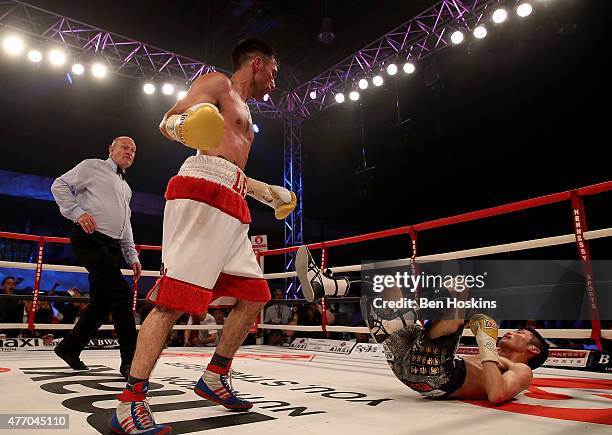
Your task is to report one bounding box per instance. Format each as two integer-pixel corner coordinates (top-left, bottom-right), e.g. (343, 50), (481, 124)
(2, 0), (529, 273)
(1, 1), (522, 119)
(281, 0), (506, 119)
(282, 117), (303, 297)
(0, 0), (280, 116)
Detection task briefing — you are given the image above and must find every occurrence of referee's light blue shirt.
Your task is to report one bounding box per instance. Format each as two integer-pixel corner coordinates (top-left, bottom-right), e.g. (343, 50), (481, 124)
(51, 158), (139, 265)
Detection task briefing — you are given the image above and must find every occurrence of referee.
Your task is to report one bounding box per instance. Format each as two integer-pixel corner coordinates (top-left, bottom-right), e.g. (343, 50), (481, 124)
(51, 136), (141, 378)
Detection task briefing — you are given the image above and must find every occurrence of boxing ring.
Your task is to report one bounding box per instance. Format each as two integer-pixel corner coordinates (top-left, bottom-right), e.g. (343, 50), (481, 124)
(1, 181), (611, 433)
(1, 346), (610, 434)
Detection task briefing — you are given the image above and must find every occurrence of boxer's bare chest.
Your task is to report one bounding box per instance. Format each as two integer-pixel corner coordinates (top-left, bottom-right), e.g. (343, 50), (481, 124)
(208, 91), (254, 168)
(220, 92), (254, 142)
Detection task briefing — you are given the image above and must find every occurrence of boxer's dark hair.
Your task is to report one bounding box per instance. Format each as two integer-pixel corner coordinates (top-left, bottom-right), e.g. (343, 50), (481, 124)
(525, 327), (549, 369)
(232, 38), (277, 71)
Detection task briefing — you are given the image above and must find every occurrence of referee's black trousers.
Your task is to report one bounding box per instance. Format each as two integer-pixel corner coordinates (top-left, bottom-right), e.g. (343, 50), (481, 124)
(58, 225), (137, 365)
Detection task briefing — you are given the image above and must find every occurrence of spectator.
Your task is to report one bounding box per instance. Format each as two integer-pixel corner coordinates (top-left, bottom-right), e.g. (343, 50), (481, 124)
(13, 277), (24, 290)
(0, 276), (22, 337)
(0, 276), (16, 294)
(18, 292), (54, 341)
(263, 289), (294, 345)
(328, 302), (353, 341)
(54, 288), (84, 326)
(354, 321), (373, 343)
(166, 314), (189, 347)
(212, 308), (226, 325)
(295, 303), (335, 339)
(184, 312), (217, 347)
(351, 302), (364, 326)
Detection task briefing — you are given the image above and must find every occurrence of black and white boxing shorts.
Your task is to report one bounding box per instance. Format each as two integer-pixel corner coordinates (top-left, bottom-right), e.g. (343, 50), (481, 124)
(382, 323), (466, 399)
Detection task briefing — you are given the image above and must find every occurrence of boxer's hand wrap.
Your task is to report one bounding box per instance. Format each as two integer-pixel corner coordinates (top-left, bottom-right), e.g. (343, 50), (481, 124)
(164, 103), (224, 150)
(246, 177), (297, 219)
(469, 314), (499, 365)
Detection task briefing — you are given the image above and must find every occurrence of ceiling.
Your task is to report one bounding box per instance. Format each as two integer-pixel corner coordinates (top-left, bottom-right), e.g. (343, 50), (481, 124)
(24, 0), (436, 87)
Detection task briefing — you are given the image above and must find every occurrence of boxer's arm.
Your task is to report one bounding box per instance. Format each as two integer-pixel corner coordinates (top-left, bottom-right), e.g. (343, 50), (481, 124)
(159, 72), (231, 139)
(246, 177), (297, 219)
(482, 360), (532, 404)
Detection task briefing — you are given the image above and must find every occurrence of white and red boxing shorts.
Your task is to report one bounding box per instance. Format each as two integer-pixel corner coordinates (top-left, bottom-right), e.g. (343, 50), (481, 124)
(147, 155), (270, 315)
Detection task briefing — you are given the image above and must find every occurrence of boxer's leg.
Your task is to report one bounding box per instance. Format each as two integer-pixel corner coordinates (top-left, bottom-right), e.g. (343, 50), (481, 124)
(215, 299), (266, 356)
(296, 245), (350, 302)
(111, 306), (180, 434)
(426, 320), (466, 340)
(113, 187), (225, 433)
(194, 297), (266, 410)
(114, 314), (194, 428)
(194, 225), (270, 411)
(362, 293), (418, 343)
(129, 306), (184, 379)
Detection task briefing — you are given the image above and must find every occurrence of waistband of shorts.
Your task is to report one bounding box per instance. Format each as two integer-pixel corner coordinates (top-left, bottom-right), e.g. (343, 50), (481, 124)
(178, 155), (244, 194)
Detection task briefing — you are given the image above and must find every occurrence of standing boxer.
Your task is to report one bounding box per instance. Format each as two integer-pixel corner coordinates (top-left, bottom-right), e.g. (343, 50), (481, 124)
(112, 39), (296, 435)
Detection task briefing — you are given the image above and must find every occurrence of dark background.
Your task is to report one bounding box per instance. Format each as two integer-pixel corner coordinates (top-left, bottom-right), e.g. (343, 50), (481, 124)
(1, 0), (610, 276)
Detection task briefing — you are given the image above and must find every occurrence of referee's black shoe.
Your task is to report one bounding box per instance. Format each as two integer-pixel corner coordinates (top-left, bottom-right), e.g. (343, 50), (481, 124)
(54, 344), (88, 371)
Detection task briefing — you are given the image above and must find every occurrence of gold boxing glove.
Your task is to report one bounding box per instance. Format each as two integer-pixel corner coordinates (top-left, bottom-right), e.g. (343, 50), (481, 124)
(164, 103), (224, 150)
(246, 177), (297, 220)
(469, 314), (499, 365)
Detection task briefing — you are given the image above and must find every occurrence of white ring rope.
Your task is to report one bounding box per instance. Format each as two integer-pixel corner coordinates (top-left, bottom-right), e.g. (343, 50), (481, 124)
(1, 227), (610, 279)
(0, 323), (609, 340)
(2, 228), (610, 342)
(0, 323), (223, 331)
(263, 227), (612, 278)
(0, 260), (159, 277)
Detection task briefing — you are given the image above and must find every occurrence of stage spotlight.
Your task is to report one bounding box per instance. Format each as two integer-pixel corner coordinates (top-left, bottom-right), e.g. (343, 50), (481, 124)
(451, 31), (464, 45)
(263, 93), (269, 101)
(143, 83), (155, 95)
(473, 26), (487, 39)
(349, 91), (360, 101)
(162, 83), (174, 95)
(3, 35), (24, 56)
(48, 49), (66, 66)
(386, 63), (398, 76)
(516, 3), (533, 18)
(492, 8), (508, 24)
(372, 75), (383, 86)
(335, 93), (345, 103)
(71, 63), (84, 75)
(27, 49), (42, 63)
(403, 62), (415, 74)
(253, 124), (260, 133)
(358, 78), (368, 89)
(91, 63), (107, 78)
(309, 90), (317, 99)
(177, 90), (187, 100)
